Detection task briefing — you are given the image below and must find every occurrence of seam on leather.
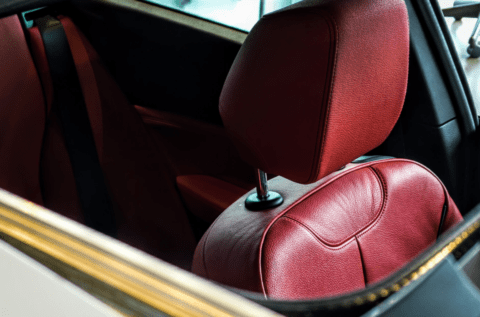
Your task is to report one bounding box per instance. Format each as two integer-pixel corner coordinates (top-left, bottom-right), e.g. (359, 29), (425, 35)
(261, 216), (355, 297)
(201, 231), (209, 278)
(257, 158), (418, 296)
(308, 14), (339, 183)
(355, 236), (368, 286)
(281, 216), (357, 250)
(437, 180), (450, 238)
(375, 14), (410, 147)
(283, 168), (383, 246)
(200, 216), (221, 279)
(257, 160), (393, 295)
(356, 166), (388, 240)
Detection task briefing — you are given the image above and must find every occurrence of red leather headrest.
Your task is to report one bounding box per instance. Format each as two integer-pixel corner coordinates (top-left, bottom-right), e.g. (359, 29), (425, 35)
(220, 0), (409, 184)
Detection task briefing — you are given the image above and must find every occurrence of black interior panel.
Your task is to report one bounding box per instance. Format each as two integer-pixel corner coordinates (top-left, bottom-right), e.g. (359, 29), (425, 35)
(374, 0), (479, 213)
(68, 0), (243, 125)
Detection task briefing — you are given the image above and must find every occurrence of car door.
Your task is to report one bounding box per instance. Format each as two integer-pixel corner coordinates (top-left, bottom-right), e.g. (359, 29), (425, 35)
(0, 187), (278, 316)
(2, 0), (480, 316)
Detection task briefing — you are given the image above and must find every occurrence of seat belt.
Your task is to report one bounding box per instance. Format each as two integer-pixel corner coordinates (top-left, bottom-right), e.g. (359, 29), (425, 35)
(35, 15), (117, 238)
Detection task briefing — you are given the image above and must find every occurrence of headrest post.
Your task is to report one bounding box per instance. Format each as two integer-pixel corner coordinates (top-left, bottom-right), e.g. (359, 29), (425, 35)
(245, 169), (284, 211)
(255, 169), (269, 199)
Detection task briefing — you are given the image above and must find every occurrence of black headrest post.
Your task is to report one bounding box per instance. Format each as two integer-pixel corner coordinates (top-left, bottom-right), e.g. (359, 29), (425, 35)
(245, 169), (283, 211)
(256, 169), (269, 199)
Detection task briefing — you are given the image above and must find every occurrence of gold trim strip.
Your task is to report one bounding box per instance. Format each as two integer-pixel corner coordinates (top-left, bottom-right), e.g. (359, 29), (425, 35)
(0, 190), (280, 317)
(346, 218), (480, 307)
(0, 206), (227, 316)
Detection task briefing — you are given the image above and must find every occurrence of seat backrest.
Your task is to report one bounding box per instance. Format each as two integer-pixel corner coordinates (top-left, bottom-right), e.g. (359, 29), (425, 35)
(0, 15), (45, 206)
(32, 16), (197, 268)
(0, 14), (196, 269)
(192, 0), (463, 299)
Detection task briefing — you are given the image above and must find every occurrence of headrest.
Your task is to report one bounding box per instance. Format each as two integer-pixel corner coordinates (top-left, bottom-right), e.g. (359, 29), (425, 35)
(220, 0), (409, 184)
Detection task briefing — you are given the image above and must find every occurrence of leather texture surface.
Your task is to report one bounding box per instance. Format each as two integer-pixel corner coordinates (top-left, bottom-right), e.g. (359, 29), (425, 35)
(177, 175), (249, 223)
(219, 0), (410, 184)
(192, 159), (463, 299)
(27, 17), (197, 268)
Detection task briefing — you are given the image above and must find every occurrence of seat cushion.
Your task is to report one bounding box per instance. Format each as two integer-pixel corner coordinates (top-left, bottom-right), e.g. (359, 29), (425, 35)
(192, 159), (463, 299)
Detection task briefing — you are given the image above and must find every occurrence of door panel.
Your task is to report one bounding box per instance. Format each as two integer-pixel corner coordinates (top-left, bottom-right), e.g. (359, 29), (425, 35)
(68, 0), (256, 224)
(69, 0), (244, 125)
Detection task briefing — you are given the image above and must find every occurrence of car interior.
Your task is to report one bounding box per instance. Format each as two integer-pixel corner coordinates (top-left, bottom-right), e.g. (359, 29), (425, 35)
(1, 0), (480, 315)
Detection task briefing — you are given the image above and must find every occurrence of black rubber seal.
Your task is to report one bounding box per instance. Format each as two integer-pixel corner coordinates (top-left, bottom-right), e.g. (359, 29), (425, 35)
(245, 191), (283, 211)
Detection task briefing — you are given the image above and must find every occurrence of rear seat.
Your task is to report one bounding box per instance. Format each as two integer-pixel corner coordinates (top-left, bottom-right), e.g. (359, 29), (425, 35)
(0, 14), (198, 268)
(134, 105), (252, 223)
(0, 12), (253, 268)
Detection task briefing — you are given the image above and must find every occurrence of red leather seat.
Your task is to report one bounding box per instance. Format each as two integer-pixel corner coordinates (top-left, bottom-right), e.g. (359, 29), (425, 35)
(0, 13), (252, 267)
(0, 15), (196, 269)
(192, 0), (463, 299)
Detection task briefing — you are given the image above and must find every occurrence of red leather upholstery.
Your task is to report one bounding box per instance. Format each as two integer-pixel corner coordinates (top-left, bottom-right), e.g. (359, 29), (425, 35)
(23, 17), (197, 268)
(28, 21), (85, 222)
(220, 0), (409, 184)
(0, 15), (45, 206)
(192, 159), (463, 299)
(193, 0), (464, 300)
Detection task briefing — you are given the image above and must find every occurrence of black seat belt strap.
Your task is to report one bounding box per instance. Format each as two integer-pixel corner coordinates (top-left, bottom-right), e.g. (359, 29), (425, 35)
(36, 15), (117, 237)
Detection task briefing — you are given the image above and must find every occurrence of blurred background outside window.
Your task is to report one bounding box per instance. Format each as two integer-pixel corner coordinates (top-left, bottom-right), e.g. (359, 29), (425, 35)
(146, 0), (303, 31)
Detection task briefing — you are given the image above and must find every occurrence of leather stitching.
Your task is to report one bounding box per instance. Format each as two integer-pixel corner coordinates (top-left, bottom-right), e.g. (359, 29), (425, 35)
(257, 158), (429, 296)
(356, 166), (388, 239)
(262, 216), (355, 297)
(309, 14), (339, 183)
(437, 179), (451, 237)
(355, 236), (368, 285)
(201, 215), (222, 279)
(258, 160), (392, 295)
(201, 226), (211, 279)
(281, 216), (357, 250)
(283, 168), (383, 246)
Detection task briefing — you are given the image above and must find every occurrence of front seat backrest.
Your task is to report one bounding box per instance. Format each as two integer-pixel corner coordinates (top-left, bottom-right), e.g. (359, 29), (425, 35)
(192, 0), (463, 299)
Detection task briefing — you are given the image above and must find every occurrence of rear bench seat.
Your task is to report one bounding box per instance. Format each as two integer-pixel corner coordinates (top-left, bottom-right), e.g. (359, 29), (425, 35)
(0, 12), (250, 268)
(1, 14), (198, 268)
